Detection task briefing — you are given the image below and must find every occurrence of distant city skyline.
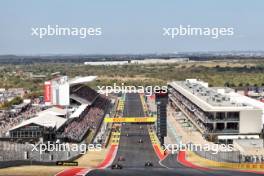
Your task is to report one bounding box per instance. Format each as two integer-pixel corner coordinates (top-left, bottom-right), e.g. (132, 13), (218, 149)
(0, 0), (264, 55)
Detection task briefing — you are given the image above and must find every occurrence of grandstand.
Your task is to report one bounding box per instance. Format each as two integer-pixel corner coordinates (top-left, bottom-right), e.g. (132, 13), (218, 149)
(0, 103), (41, 137)
(0, 75), (140, 167)
(70, 84), (99, 105)
(0, 81), (111, 165)
(7, 84), (110, 143)
(9, 111), (67, 141)
(58, 94), (110, 142)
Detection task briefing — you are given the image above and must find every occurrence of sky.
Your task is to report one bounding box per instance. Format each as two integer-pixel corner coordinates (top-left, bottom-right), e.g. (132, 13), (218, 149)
(0, 0), (264, 55)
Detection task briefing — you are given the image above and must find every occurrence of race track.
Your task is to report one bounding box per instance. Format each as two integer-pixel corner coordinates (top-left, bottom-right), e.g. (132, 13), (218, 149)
(86, 93), (263, 176)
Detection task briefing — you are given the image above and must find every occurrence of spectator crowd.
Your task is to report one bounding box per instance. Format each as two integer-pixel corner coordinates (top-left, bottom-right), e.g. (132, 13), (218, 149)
(0, 105), (41, 137)
(61, 95), (110, 142)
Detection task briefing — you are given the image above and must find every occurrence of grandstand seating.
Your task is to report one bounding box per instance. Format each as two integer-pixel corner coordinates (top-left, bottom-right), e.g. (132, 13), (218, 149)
(60, 95), (110, 142)
(0, 105), (41, 137)
(70, 84), (99, 104)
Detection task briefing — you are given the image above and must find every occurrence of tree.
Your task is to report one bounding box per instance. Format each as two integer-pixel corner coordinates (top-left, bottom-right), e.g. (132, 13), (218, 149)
(238, 83), (244, 87)
(224, 82), (230, 87)
(1, 96), (23, 109)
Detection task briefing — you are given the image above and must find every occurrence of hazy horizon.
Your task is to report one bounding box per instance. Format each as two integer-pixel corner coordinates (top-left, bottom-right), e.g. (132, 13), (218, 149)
(1, 0), (264, 55)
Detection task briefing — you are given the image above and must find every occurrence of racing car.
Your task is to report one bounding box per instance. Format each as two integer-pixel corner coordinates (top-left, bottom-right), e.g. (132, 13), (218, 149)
(144, 161), (153, 167)
(111, 163), (123, 169)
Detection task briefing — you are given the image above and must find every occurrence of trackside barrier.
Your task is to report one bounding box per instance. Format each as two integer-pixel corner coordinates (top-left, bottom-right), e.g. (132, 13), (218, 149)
(148, 127), (167, 160)
(117, 99), (124, 112)
(0, 160), (56, 169)
(187, 151), (264, 171)
(194, 149), (241, 163)
(104, 117), (156, 123)
(140, 94), (148, 115)
(111, 131), (120, 145)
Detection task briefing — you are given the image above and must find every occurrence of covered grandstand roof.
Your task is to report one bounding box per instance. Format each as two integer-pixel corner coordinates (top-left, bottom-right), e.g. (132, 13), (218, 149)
(38, 107), (67, 117)
(70, 84), (99, 104)
(9, 112), (67, 131)
(70, 104), (88, 118)
(70, 94), (91, 105)
(69, 76), (97, 86)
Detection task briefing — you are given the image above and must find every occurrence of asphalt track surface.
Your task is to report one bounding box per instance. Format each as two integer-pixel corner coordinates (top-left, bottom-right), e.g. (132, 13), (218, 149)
(86, 93), (263, 176)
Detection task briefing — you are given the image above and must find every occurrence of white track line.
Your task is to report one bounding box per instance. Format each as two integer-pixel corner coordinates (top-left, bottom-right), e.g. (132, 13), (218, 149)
(158, 153), (171, 169)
